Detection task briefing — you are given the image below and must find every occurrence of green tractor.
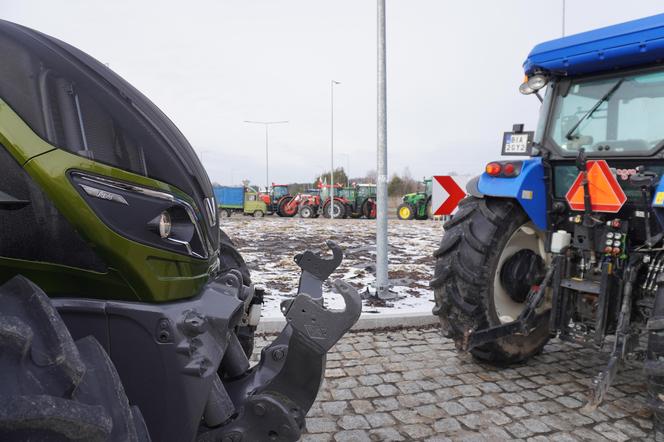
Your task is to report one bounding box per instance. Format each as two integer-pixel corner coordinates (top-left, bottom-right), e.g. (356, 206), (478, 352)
(0, 19), (360, 441)
(344, 183), (377, 219)
(396, 178), (432, 220)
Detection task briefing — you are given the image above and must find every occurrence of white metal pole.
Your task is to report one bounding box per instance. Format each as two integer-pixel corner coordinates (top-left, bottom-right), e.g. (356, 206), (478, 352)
(265, 124), (269, 190)
(244, 120), (288, 192)
(331, 80), (334, 219)
(376, 0), (392, 299)
(330, 80), (340, 219)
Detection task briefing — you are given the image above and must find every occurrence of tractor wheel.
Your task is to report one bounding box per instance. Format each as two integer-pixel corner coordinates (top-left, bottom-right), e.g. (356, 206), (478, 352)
(220, 209), (232, 218)
(299, 204), (314, 218)
(415, 202), (428, 220)
(277, 196), (297, 217)
(0, 276), (149, 442)
(646, 285), (664, 438)
(253, 210), (264, 218)
(431, 196), (551, 365)
(323, 201), (345, 219)
(361, 200), (376, 219)
(397, 203), (415, 220)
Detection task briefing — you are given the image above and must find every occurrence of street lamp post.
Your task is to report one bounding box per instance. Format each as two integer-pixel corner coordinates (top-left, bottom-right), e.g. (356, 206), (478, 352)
(244, 120), (288, 191)
(330, 80), (341, 219)
(376, 0), (392, 299)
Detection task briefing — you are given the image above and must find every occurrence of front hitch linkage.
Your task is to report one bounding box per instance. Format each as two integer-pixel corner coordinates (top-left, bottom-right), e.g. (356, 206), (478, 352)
(201, 241), (361, 442)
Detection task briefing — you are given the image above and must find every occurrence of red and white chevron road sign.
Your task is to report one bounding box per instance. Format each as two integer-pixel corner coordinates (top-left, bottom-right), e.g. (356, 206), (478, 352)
(432, 176), (466, 216)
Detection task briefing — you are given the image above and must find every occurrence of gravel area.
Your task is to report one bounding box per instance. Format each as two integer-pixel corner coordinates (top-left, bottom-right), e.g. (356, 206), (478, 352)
(220, 216), (441, 318)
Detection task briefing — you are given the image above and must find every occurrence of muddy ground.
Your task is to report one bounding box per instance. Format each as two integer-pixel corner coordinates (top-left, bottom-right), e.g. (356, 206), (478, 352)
(220, 216), (443, 318)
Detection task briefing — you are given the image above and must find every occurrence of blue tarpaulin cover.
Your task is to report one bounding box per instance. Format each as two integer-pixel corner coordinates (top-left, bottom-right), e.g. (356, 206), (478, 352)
(524, 13), (664, 76)
(213, 186), (244, 208)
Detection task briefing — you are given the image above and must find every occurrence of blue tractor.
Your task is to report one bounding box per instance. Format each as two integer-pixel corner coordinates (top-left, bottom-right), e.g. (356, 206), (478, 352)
(432, 13), (664, 433)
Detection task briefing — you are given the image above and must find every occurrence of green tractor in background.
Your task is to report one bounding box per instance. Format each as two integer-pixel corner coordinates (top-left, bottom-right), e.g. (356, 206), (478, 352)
(397, 178), (432, 220)
(339, 183), (377, 219)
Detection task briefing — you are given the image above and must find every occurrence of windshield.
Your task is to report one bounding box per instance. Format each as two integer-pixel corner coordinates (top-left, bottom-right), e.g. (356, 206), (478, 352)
(425, 179), (432, 195)
(547, 69), (664, 155)
(273, 186), (288, 198)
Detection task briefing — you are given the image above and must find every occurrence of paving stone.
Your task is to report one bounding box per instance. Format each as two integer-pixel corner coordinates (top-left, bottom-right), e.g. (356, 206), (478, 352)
(365, 412), (395, 428)
(401, 424), (433, 439)
(331, 389), (353, 401)
(307, 417), (338, 433)
(375, 384), (398, 396)
(369, 427), (404, 441)
(321, 401), (348, 416)
(432, 417), (461, 433)
(333, 430), (371, 442)
(439, 401), (467, 416)
(349, 400), (374, 414)
(353, 386), (379, 399)
(338, 415), (370, 431)
(391, 409), (427, 424)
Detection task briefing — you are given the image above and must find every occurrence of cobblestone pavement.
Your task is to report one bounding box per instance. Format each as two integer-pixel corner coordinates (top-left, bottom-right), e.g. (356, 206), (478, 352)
(254, 327), (654, 441)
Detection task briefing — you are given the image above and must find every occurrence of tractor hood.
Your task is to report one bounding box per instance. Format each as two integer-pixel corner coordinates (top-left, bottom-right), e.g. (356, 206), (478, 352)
(0, 19), (218, 251)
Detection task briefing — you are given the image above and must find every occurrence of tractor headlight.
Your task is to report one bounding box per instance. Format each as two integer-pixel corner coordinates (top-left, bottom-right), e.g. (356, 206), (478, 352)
(157, 211), (172, 238)
(70, 172), (209, 259)
(527, 74), (548, 91)
(519, 81), (534, 95)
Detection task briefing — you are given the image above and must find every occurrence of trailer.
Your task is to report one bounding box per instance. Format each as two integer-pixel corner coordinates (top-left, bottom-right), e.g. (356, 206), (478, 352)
(214, 186), (267, 218)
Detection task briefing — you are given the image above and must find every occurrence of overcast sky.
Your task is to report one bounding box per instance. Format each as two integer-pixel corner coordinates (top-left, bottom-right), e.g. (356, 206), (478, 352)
(3, 1), (664, 187)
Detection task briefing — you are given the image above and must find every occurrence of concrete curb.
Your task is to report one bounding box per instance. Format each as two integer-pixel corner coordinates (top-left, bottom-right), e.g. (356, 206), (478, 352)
(256, 311), (438, 334)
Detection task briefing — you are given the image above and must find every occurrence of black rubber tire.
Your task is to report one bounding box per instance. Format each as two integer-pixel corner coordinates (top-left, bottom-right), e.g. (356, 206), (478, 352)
(299, 204), (314, 218)
(219, 229), (256, 358)
(361, 199), (375, 219)
(431, 196), (550, 365)
(646, 285), (664, 440)
(0, 275), (149, 442)
(397, 203), (415, 220)
(277, 196), (296, 217)
(414, 202), (428, 220)
(323, 200), (345, 219)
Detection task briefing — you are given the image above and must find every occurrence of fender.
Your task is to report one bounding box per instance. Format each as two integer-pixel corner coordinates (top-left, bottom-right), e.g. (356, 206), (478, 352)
(476, 157), (547, 230)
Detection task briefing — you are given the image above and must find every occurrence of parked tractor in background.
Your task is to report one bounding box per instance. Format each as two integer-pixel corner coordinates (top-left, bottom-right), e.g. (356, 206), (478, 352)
(214, 185), (267, 218)
(339, 184), (377, 219)
(0, 20), (360, 441)
(431, 14), (664, 436)
(298, 188), (322, 218)
(259, 184), (293, 216)
(397, 178), (432, 220)
(319, 183), (347, 218)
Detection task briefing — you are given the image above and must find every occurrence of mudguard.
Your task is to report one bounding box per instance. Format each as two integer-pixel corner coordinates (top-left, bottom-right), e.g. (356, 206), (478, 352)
(476, 157), (547, 230)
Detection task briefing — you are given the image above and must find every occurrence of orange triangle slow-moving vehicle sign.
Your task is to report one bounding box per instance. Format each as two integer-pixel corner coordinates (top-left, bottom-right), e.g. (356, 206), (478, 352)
(565, 160), (627, 213)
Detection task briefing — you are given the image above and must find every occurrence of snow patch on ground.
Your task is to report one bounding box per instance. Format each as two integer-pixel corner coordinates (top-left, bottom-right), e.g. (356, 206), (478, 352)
(220, 216), (443, 319)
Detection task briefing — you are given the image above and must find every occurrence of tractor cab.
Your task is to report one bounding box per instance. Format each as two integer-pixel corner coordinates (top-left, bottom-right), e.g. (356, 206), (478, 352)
(432, 13), (664, 433)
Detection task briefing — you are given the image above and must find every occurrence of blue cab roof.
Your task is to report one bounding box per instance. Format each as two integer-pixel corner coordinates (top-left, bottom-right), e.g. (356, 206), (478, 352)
(524, 13), (664, 77)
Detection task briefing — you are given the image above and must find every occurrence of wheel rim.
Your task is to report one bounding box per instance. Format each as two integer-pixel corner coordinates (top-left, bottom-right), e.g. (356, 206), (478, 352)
(399, 207), (410, 219)
(333, 203), (342, 217)
(302, 207), (311, 217)
(493, 222), (549, 324)
(220, 210), (228, 218)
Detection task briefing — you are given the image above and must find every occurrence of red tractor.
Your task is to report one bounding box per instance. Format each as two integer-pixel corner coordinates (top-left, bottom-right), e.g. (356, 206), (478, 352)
(298, 189), (322, 218)
(260, 184), (295, 216)
(320, 184), (348, 218)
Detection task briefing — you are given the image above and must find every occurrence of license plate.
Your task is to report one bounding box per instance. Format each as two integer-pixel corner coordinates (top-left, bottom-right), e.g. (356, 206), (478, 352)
(501, 131), (534, 156)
